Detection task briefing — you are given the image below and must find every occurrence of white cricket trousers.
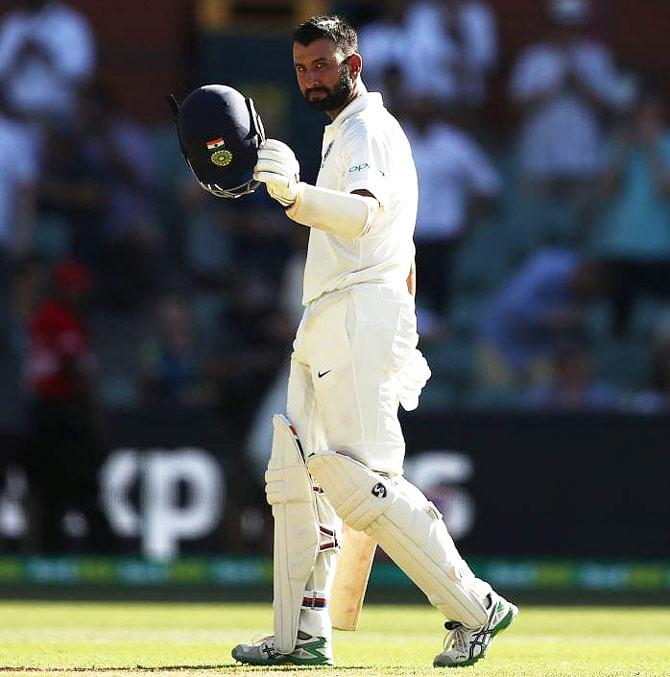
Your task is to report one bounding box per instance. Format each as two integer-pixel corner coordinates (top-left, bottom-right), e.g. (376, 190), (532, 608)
(286, 284), (491, 637)
(286, 284), (417, 638)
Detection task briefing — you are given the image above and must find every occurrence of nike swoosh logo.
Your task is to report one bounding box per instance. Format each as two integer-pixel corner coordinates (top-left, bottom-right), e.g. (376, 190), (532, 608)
(317, 370), (332, 378)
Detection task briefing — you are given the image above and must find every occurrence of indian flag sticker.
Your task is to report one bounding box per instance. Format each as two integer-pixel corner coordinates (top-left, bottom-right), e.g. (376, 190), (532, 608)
(206, 137), (225, 151)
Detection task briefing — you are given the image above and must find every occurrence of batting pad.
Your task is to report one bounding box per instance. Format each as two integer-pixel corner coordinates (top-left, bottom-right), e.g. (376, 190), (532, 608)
(266, 414), (320, 654)
(306, 450), (489, 628)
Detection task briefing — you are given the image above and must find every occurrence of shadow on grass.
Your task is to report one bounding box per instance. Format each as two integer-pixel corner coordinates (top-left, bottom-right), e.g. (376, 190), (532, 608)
(0, 665), (369, 672)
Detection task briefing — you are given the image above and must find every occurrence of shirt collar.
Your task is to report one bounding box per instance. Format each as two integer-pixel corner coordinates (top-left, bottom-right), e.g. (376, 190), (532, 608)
(325, 89), (384, 132)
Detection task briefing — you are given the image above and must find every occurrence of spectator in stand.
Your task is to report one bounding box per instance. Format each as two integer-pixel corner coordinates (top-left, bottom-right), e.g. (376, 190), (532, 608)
(0, 89), (39, 255)
(76, 84), (163, 305)
(523, 339), (621, 410)
(178, 170), (236, 357)
(0, 89), (40, 348)
(403, 95), (500, 337)
(0, 0), (95, 125)
(38, 119), (104, 267)
(2, 254), (48, 430)
(140, 293), (216, 408)
(0, 255), (48, 526)
(591, 87), (670, 335)
(180, 172), (234, 288)
(631, 318), (670, 414)
(22, 259), (113, 553)
(357, 0), (410, 95)
(205, 191), (294, 430)
(405, 0), (498, 107)
(509, 0), (633, 195)
(478, 247), (607, 386)
(359, 0), (497, 110)
(38, 83), (162, 306)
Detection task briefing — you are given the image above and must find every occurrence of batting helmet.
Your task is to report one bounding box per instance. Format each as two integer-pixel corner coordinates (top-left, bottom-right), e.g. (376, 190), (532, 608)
(169, 85), (265, 199)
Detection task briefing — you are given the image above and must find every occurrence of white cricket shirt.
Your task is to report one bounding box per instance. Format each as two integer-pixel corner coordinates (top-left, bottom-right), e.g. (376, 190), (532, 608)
(302, 90), (418, 305)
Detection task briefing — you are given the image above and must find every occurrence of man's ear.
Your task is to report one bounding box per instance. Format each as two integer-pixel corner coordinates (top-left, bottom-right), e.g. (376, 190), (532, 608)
(349, 52), (363, 80)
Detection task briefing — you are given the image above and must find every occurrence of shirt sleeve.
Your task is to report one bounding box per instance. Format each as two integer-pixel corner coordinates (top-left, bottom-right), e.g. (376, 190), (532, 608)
(338, 119), (392, 207)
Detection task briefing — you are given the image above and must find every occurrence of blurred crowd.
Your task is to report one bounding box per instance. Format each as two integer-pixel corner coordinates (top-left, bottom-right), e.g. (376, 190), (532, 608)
(1, 0), (670, 550)
(355, 0), (670, 414)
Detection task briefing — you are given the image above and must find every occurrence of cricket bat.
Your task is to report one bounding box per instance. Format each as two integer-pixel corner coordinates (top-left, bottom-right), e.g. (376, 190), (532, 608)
(329, 524), (377, 631)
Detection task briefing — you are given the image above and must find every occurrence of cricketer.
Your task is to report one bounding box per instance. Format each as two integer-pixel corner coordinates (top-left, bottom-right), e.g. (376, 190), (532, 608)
(231, 15), (518, 668)
(172, 13), (518, 670)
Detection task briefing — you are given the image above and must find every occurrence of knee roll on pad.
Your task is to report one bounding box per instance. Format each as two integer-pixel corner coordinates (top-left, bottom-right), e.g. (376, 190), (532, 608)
(306, 450), (488, 628)
(266, 415), (320, 654)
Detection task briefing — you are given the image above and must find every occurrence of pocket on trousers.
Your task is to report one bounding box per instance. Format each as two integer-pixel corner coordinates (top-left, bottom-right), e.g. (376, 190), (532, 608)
(307, 295), (354, 386)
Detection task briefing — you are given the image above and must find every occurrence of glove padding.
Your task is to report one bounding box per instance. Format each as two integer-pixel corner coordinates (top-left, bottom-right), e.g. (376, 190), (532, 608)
(397, 348), (431, 411)
(253, 139), (300, 207)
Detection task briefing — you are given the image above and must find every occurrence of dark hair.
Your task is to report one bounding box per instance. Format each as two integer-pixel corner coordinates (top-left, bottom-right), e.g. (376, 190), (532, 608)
(293, 15), (358, 57)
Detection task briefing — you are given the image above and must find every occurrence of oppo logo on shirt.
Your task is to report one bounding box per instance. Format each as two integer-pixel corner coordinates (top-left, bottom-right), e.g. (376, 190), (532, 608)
(348, 162), (369, 172)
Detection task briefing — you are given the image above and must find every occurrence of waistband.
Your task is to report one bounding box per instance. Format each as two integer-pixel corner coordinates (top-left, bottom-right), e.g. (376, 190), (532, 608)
(304, 282), (414, 318)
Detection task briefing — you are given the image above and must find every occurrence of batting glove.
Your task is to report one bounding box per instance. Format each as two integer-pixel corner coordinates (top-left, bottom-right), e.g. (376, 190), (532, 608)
(253, 139), (300, 207)
(398, 348), (432, 411)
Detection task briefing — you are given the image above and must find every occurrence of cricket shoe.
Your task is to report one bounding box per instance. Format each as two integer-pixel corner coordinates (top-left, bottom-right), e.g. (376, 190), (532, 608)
(433, 593), (518, 668)
(231, 630), (333, 666)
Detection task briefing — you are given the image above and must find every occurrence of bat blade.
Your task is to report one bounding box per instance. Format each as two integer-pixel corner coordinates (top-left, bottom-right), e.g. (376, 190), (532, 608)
(329, 524), (377, 631)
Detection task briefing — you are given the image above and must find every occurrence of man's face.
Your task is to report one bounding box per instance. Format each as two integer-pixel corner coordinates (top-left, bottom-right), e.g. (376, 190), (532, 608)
(293, 38), (354, 113)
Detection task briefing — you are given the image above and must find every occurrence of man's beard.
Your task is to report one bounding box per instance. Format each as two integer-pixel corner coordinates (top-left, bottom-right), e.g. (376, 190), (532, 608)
(304, 65), (354, 113)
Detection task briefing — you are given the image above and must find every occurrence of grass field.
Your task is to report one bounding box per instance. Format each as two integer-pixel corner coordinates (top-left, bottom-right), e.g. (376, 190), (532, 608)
(0, 601), (668, 676)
